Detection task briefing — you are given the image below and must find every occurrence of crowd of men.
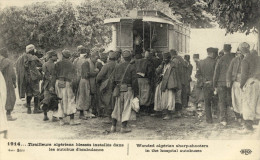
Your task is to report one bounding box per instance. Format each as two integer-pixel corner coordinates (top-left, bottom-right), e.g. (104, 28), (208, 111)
(0, 41), (260, 135)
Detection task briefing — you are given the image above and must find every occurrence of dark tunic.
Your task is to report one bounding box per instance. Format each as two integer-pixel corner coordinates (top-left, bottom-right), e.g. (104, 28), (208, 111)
(54, 59), (76, 83)
(96, 61), (117, 108)
(112, 61), (139, 97)
(41, 60), (56, 106)
(213, 53), (235, 88)
(196, 56), (216, 85)
(16, 53), (42, 98)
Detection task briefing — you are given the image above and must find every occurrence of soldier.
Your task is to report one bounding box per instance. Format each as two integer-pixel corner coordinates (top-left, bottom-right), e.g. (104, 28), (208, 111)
(0, 71), (8, 139)
(110, 50), (139, 133)
(154, 52), (182, 120)
(240, 42), (260, 133)
(77, 51), (100, 118)
(16, 44), (43, 114)
(96, 51), (118, 122)
(196, 48), (216, 123)
(226, 48), (244, 124)
(135, 50), (153, 114)
(184, 55), (193, 107)
(170, 49), (188, 117)
(96, 51), (108, 71)
(41, 50), (58, 121)
(73, 45), (90, 96)
(213, 44), (235, 126)
(53, 49), (79, 125)
(0, 48), (17, 121)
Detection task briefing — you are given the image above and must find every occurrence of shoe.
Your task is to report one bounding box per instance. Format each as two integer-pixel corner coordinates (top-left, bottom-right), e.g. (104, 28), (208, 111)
(238, 128), (254, 134)
(172, 112), (182, 118)
(33, 109), (43, 114)
(52, 117), (58, 122)
(60, 120), (65, 126)
(206, 119), (213, 124)
(27, 108), (32, 114)
(69, 119), (81, 125)
(85, 111), (96, 118)
(103, 118), (112, 124)
(43, 116), (49, 121)
(212, 114), (218, 119)
(163, 115), (171, 120)
(7, 115), (17, 121)
(111, 126), (116, 133)
(220, 121), (227, 126)
(79, 115), (88, 120)
(120, 127), (131, 133)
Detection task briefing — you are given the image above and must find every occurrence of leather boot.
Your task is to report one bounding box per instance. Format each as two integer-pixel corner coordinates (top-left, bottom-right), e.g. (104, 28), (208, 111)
(33, 97), (43, 114)
(26, 96), (32, 114)
(27, 107), (32, 114)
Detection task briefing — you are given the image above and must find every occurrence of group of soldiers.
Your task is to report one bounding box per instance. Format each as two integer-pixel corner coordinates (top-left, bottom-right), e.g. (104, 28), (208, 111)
(1, 41), (260, 134)
(193, 43), (260, 133)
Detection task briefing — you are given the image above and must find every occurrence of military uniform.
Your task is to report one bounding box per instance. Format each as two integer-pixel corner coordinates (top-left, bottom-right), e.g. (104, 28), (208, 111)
(53, 50), (77, 122)
(96, 55), (117, 117)
(213, 44), (235, 123)
(111, 50), (138, 133)
(196, 50), (216, 123)
(16, 44), (43, 114)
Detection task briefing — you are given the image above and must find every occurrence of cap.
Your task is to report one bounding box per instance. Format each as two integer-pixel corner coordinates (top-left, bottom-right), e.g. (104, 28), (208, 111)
(213, 48), (219, 54)
(108, 51), (117, 59)
(163, 52), (171, 59)
(239, 42), (250, 53)
(62, 49), (71, 58)
(99, 52), (108, 59)
(77, 45), (88, 54)
(193, 54), (199, 59)
(170, 49), (177, 56)
(184, 55), (190, 61)
(90, 50), (100, 58)
(122, 50), (131, 58)
(46, 50), (57, 58)
(207, 47), (215, 53)
(223, 44), (232, 52)
(26, 44), (35, 53)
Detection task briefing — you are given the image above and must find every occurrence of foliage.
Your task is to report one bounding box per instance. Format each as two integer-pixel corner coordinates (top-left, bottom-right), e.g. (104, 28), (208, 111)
(207, 0), (260, 34)
(0, 0), (127, 53)
(0, 0), (216, 54)
(163, 0), (214, 28)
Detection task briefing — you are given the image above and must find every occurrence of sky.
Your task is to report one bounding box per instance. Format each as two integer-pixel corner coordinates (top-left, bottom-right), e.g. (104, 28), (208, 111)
(0, 0), (84, 8)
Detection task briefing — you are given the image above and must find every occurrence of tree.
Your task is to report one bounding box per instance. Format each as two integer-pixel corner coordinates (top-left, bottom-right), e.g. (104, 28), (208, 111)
(163, 0), (214, 28)
(75, 0), (128, 49)
(207, 0), (260, 53)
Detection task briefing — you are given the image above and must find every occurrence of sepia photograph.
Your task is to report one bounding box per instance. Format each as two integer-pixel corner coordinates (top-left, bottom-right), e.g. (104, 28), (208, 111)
(0, 0), (260, 159)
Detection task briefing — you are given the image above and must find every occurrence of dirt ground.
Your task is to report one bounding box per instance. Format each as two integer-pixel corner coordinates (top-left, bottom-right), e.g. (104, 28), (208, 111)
(6, 94), (260, 140)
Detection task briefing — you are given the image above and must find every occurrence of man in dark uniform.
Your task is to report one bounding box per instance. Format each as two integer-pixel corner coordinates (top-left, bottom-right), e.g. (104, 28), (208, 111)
(96, 51), (118, 122)
(135, 50), (153, 114)
(111, 50), (139, 133)
(16, 44), (43, 114)
(196, 48), (216, 123)
(170, 49), (189, 116)
(213, 44), (235, 126)
(41, 50), (58, 121)
(184, 55), (193, 106)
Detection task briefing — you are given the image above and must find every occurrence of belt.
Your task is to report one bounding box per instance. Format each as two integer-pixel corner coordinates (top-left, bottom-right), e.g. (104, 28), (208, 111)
(119, 83), (132, 87)
(58, 78), (71, 82)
